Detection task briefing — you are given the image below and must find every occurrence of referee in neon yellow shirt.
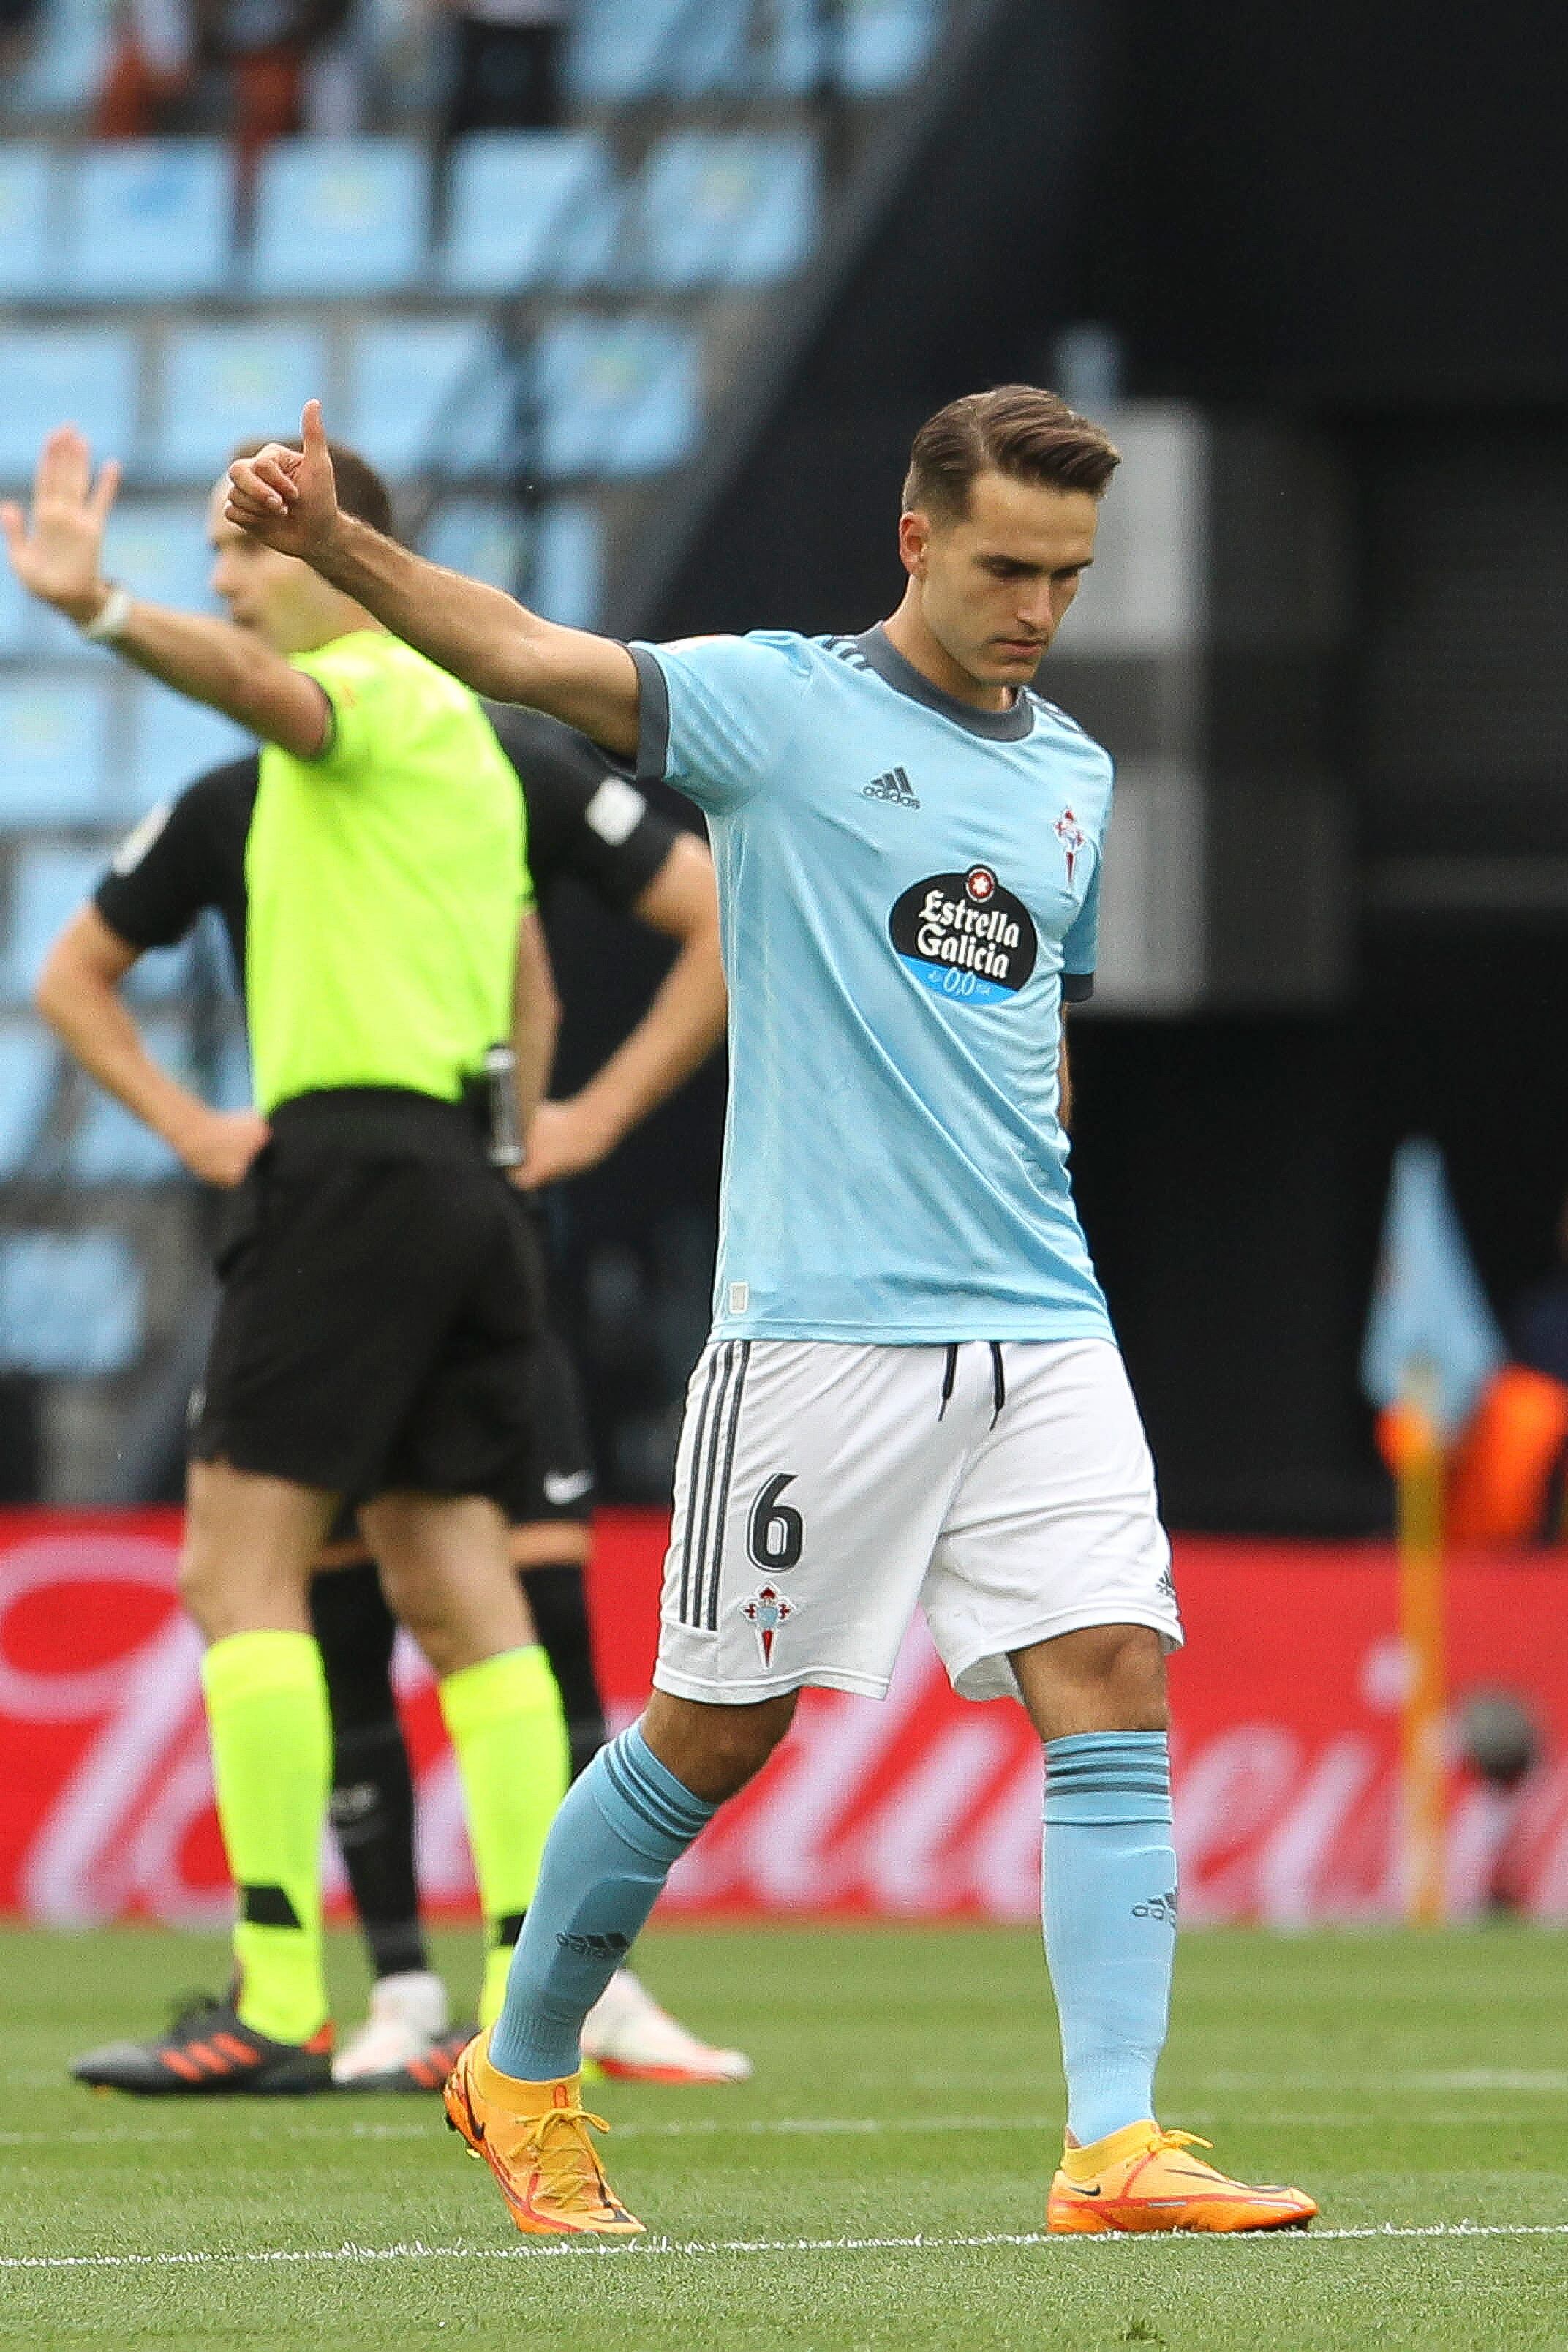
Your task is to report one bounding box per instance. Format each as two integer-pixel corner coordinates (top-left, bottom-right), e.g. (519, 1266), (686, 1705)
(3, 427), (568, 2092)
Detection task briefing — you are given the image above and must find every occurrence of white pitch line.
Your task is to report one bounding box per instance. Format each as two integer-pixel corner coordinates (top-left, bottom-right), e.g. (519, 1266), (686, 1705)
(4, 2223), (1568, 2273)
(0, 2114), (1060, 2151)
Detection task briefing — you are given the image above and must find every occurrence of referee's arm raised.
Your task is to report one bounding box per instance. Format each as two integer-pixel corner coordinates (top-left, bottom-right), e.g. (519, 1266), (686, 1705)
(1, 428), (331, 759)
(226, 402), (641, 763)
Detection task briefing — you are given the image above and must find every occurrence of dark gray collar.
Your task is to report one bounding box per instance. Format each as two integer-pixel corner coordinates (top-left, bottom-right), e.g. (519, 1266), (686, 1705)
(853, 623), (1036, 742)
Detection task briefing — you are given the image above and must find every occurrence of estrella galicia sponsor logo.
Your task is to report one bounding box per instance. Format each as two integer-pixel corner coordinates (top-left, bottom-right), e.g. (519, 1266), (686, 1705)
(888, 865), (1038, 1006)
(864, 764), (921, 808)
(1132, 1888), (1178, 1925)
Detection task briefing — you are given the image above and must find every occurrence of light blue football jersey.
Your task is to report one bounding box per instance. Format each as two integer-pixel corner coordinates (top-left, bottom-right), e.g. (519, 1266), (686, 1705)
(630, 623), (1115, 1344)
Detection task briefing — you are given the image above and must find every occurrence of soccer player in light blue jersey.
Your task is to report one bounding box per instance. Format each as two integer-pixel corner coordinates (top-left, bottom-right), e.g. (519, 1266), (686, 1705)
(229, 390), (1316, 2239)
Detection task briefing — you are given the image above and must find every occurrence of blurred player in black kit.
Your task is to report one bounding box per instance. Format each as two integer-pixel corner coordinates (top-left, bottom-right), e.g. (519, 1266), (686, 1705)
(39, 700), (745, 2089)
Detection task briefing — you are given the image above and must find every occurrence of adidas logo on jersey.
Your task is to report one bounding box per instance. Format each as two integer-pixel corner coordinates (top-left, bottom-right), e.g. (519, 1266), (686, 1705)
(863, 765), (921, 808)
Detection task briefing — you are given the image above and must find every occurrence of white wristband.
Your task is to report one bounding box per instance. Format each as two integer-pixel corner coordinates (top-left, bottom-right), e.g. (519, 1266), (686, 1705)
(79, 583), (133, 643)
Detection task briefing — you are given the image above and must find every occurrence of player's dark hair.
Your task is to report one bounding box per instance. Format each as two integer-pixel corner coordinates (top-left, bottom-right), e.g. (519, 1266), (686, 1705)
(902, 386), (1120, 520)
(228, 436), (396, 542)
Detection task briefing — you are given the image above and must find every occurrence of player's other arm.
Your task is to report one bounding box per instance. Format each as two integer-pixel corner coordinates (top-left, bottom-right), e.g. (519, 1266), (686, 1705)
(521, 833), (726, 1190)
(227, 404), (640, 760)
(510, 908), (561, 1149)
(1, 429), (330, 759)
(1058, 1014), (1073, 1132)
(34, 908), (268, 1187)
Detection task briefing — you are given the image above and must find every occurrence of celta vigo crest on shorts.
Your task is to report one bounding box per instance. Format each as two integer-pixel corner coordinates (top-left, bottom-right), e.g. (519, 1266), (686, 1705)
(740, 1584), (794, 1667)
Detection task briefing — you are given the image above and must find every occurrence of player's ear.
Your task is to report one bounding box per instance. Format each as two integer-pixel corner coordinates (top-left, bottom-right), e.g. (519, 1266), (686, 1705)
(898, 510), (931, 578)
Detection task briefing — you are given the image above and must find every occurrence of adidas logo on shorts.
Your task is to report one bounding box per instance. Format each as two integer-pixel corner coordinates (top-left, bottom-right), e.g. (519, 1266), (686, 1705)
(863, 765), (921, 808)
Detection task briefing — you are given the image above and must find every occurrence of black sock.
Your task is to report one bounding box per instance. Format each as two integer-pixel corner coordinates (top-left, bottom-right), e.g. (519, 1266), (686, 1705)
(519, 1560), (609, 1784)
(310, 1563), (428, 1981)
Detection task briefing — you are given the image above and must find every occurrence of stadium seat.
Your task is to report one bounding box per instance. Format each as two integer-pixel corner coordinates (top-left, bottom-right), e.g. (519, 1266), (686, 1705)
(630, 132), (819, 289)
(147, 325), (328, 485)
(247, 138), (429, 298)
(0, 844), (110, 1006)
(0, 0), (115, 122)
(438, 130), (617, 297)
(418, 497), (603, 629)
(0, 327), (139, 486)
(103, 501), (217, 618)
(344, 319), (518, 481)
(0, 145), (57, 303)
(0, 1021), (59, 1180)
(537, 318), (701, 480)
(70, 1016), (189, 1183)
(568, 0), (750, 102)
(118, 683), (252, 824)
(0, 556), (33, 660)
(0, 678), (114, 830)
(833, 0), (941, 94)
(0, 1230), (143, 1377)
(62, 140), (233, 302)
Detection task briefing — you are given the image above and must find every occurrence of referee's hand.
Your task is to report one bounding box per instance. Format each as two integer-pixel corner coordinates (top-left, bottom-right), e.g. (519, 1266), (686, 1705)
(174, 1108), (271, 1190)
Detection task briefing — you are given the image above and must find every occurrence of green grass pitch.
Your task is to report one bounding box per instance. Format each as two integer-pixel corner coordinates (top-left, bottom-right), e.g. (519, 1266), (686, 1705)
(1, 1920), (1565, 2350)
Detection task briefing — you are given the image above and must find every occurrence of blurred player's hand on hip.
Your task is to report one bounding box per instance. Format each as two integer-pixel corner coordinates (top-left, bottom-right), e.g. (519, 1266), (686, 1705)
(175, 1106), (271, 1190)
(225, 399), (339, 560)
(0, 426), (121, 625)
(513, 1098), (623, 1190)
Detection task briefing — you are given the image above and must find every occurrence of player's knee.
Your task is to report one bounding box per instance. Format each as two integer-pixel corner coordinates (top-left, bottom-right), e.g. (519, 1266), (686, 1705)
(642, 1690), (796, 1803)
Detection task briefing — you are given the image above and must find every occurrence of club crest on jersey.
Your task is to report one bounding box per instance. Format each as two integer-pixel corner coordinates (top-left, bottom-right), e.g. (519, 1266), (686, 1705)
(1054, 808), (1086, 887)
(887, 865), (1039, 1007)
(740, 1584), (794, 1667)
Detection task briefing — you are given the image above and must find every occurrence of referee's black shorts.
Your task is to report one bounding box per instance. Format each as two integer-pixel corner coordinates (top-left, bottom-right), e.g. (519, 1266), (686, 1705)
(189, 1087), (543, 1507)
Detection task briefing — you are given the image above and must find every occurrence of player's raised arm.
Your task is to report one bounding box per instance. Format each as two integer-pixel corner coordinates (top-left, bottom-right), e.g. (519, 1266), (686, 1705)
(227, 402), (641, 762)
(1, 428), (331, 759)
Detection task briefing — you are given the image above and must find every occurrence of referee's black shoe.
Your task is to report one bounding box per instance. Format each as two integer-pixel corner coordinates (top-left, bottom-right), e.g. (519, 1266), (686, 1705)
(71, 1992), (334, 2096)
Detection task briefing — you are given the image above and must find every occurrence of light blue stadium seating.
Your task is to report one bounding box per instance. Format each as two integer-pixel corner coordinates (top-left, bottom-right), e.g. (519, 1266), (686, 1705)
(0, 1021), (58, 1179)
(70, 1017), (189, 1183)
(0, 557), (33, 660)
(247, 138), (429, 298)
(0, 0), (114, 122)
(119, 682), (252, 824)
(0, 678), (114, 829)
(438, 131), (616, 296)
(148, 325), (328, 484)
(0, 1230), (143, 1375)
(0, 843), (109, 1004)
(835, 0), (941, 94)
(568, 0), (750, 103)
(537, 318), (700, 480)
(345, 319), (516, 481)
(0, 326), (139, 485)
(63, 140), (233, 302)
(104, 501), (217, 617)
(0, 144), (56, 302)
(418, 497), (603, 631)
(632, 132), (819, 289)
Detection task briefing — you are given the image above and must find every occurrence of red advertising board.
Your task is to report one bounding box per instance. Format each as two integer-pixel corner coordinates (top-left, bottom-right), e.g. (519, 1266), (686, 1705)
(1, 1508), (1565, 1925)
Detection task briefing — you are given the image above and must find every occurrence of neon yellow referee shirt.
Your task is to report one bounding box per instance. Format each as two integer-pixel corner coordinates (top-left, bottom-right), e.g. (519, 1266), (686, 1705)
(244, 630), (529, 1116)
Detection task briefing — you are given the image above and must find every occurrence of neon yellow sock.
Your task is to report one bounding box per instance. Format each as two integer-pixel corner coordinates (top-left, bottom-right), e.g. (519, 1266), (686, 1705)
(200, 1629), (331, 2045)
(439, 1644), (568, 2029)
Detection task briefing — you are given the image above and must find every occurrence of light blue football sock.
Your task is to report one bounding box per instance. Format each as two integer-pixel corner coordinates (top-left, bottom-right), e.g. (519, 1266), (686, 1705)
(487, 1722), (716, 2082)
(1041, 1730), (1177, 2148)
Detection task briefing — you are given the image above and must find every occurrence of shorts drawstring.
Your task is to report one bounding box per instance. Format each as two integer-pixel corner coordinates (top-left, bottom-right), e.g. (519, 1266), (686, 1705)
(936, 1342), (1007, 1426)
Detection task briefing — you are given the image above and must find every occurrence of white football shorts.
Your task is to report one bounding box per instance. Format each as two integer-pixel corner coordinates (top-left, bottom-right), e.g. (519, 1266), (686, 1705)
(655, 1336), (1180, 1706)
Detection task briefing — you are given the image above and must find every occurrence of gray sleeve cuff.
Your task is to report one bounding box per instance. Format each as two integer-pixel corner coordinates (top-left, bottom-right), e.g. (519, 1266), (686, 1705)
(1062, 971), (1095, 1003)
(627, 644), (671, 784)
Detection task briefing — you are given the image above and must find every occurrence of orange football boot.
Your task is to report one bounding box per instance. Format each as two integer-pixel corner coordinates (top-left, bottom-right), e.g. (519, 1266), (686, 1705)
(1047, 2122), (1316, 2234)
(442, 2030), (644, 2238)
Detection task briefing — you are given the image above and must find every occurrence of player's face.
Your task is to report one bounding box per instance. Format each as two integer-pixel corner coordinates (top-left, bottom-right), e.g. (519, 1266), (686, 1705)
(904, 470), (1100, 694)
(206, 481), (331, 655)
